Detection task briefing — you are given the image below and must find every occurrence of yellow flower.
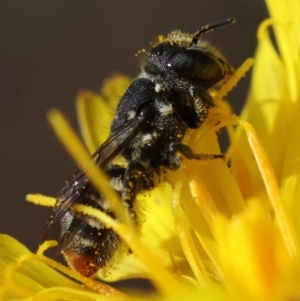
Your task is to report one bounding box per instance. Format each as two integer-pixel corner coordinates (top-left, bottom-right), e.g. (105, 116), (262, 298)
(212, 0), (300, 298)
(1, 0), (300, 300)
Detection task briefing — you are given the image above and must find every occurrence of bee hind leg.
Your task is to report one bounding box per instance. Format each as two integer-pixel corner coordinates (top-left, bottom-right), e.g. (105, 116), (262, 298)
(121, 161), (155, 222)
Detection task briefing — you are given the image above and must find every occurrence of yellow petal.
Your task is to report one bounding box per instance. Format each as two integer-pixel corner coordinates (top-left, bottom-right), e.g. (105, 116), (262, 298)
(76, 90), (112, 154)
(238, 20), (288, 191)
(287, 0), (300, 48)
(213, 201), (295, 300)
(173, 184), (213, 289)
(281, 95), (300, 235)
(76, 75), (131, 153)
(0, 235), (98, 301)
(266, 0), (300, 51)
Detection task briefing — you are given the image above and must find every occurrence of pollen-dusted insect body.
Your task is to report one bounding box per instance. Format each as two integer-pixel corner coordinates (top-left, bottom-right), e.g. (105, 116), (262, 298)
(43, 18), (235, 277)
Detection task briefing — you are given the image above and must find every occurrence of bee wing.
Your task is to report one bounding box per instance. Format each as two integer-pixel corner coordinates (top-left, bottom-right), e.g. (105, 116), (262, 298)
(92, 116), (143, 169)
(42, 116), (145, 245)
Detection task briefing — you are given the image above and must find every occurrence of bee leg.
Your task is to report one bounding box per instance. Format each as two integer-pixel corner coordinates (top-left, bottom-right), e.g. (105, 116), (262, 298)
(169, 142), (225, 162)
(121, 161), (155, 222)
(188, 85), (215, 128)
(175, 86), (214, 129)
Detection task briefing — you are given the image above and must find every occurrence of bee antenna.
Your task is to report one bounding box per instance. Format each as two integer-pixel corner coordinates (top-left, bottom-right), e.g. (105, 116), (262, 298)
(192, 17), (236, 45)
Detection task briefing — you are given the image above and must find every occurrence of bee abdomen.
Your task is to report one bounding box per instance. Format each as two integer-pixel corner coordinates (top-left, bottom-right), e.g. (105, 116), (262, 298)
(62, 214), (121, 277)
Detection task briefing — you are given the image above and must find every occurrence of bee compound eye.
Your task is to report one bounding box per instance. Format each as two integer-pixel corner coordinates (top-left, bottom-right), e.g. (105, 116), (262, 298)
(167, 50), (224, 82)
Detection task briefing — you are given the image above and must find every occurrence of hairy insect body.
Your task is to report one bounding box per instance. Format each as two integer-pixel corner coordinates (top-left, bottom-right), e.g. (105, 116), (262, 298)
(46, 173), (122, 276)
(43, 18), (234, 277)
(110, 78), (190, 220)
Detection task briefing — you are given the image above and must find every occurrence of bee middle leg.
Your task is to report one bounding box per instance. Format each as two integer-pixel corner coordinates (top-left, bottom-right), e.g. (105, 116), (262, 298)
(169, 143), (225, 160)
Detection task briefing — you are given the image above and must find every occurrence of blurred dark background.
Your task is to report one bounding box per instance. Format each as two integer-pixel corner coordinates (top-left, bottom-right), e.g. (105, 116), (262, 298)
(0, 1), (268, 252)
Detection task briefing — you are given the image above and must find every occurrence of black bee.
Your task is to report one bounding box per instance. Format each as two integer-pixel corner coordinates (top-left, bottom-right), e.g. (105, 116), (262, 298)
(43, 18), (235, 277)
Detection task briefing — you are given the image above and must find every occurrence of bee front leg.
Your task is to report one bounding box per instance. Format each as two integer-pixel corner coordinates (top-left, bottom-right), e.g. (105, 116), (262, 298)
(175, 86), (214, 129)
(188, 85), (215, 128)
